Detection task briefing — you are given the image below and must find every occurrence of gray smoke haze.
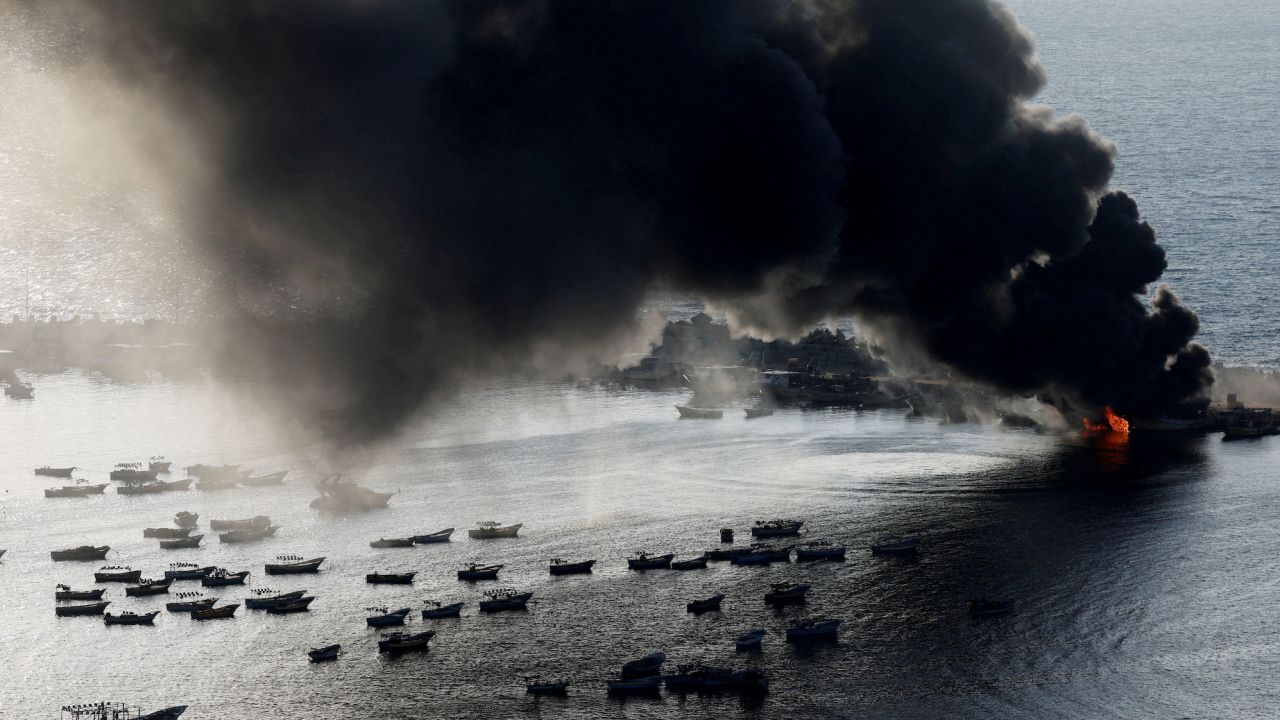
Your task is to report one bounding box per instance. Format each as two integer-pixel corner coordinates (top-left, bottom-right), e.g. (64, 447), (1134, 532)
(4, 0), (1212, 443)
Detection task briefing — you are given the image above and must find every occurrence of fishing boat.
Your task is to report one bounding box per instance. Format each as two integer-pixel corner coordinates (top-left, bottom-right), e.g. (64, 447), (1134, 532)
(620, 651), (667, 679)
(209, 515), (270, 531)
(125, 579), (173, 597)
(421, 601), (464, 619)
(784, 617), (842, 641)
(111, 464), (159, 481)
(627, 552), (674, 570)
(764, 582), (811, 605)
(751, 519), (803, 537)
(728, 548), (772, 566)
(56, 601), (111, 616)
(240, 470), (289, 487)
(369, 537), (415, 548)
(457, 563), (503, 581)
(267, 597), (315, 614)
(735, 628), (767, 651)
(606, 676), (662, 694)
(366, 607), (412, 627)
(796, 540), (847, 561)
(4, 381), (34, 399)
(160, 534), (204, 549)
(164, 564), (215, 581)
(705, 548), (735, 561)
(265, 556), (324, 574)
(244, 589), (306, 609)
(173, 511), (199, 529)
(95, 566), (141, 582)
(969, 598), (1014, 617)
(143, 527), (194, 539)
(219, 525), (279, 543)
(871, 537), (920, 555)
(52, 545), (110, 562)
(744, 406), (775, 419)
(467, 521), (523, 539)
(166, 594), (216, 613)
(719, 528), (734, 543)
(674, 404), (723, 419)
(201, 569), (250, 587)
(310, 474), (394, 512)
(411, 528), (454, 544)
(36, 466), (76, 477)
(192, 603), (239, 620)
(549, 558), (596, 575)
(377, 630), (434, 653)
(478, 588), (533, 612)
(149, 457), (172, 474)
(45, 483), (109, 498)
(671, 556), (708, 570)
(104, 611), (159, 626)
(59, 703), (187, 720)
(56, 585), (106, 601)
(367, 571), (416, 584)
(157, 478), (193, 491)
(116, 481), (165, 495)
(308, 644), (341, 662)
(686, 594), (724, 613)
(525, 675), (570, 695)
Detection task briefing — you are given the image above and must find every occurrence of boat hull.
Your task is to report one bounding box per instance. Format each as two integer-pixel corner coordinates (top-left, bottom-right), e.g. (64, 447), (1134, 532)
(56, 588), (106, 601)
(160, 535), (204, 549)
(164, 566), (215, 580)
(192, 603), (240, 620)
(56, 601), (110, 616)
(51, 546), (110, 562)
(675, 405), (723, 419)
(367, 609), (412, 627)
(549, 560), (596, 575)
(245, 591), (306, 609)
(369, 538), (416, 548)
(367, 573), (416, 584)
(467, 524), (522, 539)
(265, 558), (324, 575)
(125, 581), (173, 596)
(412, 528), (454, 544)
(104, 611), (159, 625)
(201, 572), (250, 587)
(421, 602), (464, 619)
(95, 570), (141, 582)
(627, 554), (674, 570)
(309, 644), (341, 662)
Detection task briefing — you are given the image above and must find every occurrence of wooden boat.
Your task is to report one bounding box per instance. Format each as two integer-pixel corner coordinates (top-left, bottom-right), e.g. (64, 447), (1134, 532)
(110, 464), (158, 481)
(675, 405), (723, 419)
(173, 511), (199, 528)
(241, 470), (289, 487)
(52, 545), (110, 562)
(969, 598), (1014, 617)
(160, 534), (204, 549)
(785, 617), (842, 641)
(157, 478), (193, 491)
(760, 544), (793, 562)
(764, 582), (811, 605)
(457, 563), (503, 581)
(369, 537), (415, 548)
(95, 567), (140, 582)
(149, 458), (172, 473)
(525, 675), (570, 695)
(116, 482), (165, 495)
(56, 601), (111, 616)
(796, 541), (846, 561)
(478, 588), (532, 612)
(143, 527), (194, 539)
(411, 528), (454, 544)
(549, 558), (596, 575)
(166, 594), (218, 612)
(421, 601), (464, 619)
(871, 537), (920, 555)
(366, 607), (412, 627)
(125, 579), (173, 596)
(744, 406), (775, 418)
(56, 585), (106, 601)
(164, 564), (215, 580)
(35, 466), (76, 477)
(627, 552), (674, 570)
(45, 484), (108, 498)
(671, 556), (708, 570)
(686, 594), (724, 613)
(367, 572), (416, 584)
(729, 549), (772, 566)
(104, 610), (159, 625)
(751, 519), (803, 537)
(607, 676), (662, 694)
(192, 603), (239, 620)
(201, 569), (250, 587)
(209, 515), (270, 532)
(244, 589), (306, 609)
(620, 651), (666, 679)
(735, 628), (767, 651)
(219, 525), (279, 543)
(68, 705), (187, 720)
(265, 556), (324, 574)
(310, 474), (394, 512)
(266, 597), (315, 614)
(308, 644), (341, 662)
(377, 630), (434, 653)
(467, 521), (522, 539)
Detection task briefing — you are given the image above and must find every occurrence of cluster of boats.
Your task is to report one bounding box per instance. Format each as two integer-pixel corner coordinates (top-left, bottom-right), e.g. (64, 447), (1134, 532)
(35, 459), (289, 497)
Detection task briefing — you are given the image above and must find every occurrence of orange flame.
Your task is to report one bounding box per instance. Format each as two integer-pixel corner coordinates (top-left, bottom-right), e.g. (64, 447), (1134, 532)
(1083, 406), (1130, 434)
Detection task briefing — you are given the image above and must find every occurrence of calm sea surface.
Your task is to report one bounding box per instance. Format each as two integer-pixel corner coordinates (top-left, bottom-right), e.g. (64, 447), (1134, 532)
(3, 0), (1280, 718)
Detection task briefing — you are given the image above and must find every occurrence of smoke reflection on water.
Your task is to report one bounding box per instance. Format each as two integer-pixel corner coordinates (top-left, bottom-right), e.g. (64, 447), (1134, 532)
(1, 372), (1276, 719)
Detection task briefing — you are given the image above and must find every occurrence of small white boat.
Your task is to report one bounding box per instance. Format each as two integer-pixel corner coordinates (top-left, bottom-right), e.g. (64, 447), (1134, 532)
(785, 617), (842, 641)
(467, 521), (522, 539)
(735, 628), (767, 651)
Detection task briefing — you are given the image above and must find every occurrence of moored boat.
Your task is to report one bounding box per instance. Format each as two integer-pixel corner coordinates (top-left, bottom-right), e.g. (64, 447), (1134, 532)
(457, 563), (503, 581)
(266, 597), (315, 614)
(95, 566), (140, 582)
(173, 511), (199, 529)
(525, 675), (570, 695)
(377, 630), (434, 653)
(219, 525), (279, 543)
(149, 457), (172, 474)
(796, 540), (846, 561)
(467, 521), (522, 539)
(729, 548), (772, 566)
(240, 470), (288, 487)
(265, 556), (324, 574)
(164, 564), (215, 580)
(751, 519), (803, 537)
(969, 598), (1014, 617)
(110, 464), (158, 481)
(52, 545), (110, 562)
(620, 651), (667, 679)
(310, 473), (394, 512)
(45, 483), (108, 498)
(549, 558), (596, 575)
(369, 537), (415, 548)
(421, 601), (464, 619)
(244, 589), (306, 609)
(478, 588), (532, 612)
(785, 617), (842, 641)
(192, 603), (239, 620)
(627, 552), (674, 570)
(56, 585), (106, 601)
(366, 571), (416, 584)
(366, 606), (412, 627)
(308, 644), (341, 662)
(143, 527), (194, 539)
(104, 610), (159, 625)
(157, 478), (193, 492)
(160, 534), (204, 549)
(209, 515), (270, 532)
(411, 528), (454, 544)
(735, 628), (767, 651)
(686, 594), (725, 613)
(35, 466), (76, 477)
(671, 556), (708, 570)
(201, 569), (250, 587)
(675, 405), (723, 419)
(125, 579), (173, 596)
(166, 593), (217, 612)
(56, 601), (111, 616)
(871, 537), (920, 555)
(764, 582), (811, 605)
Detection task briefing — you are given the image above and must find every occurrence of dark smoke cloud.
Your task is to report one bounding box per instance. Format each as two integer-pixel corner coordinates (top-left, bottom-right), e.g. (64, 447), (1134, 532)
(11, 0), (1211, 442)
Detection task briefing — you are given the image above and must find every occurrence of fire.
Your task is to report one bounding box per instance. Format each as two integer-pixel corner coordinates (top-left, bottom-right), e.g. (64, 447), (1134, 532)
(1083, 406), (1130, 434)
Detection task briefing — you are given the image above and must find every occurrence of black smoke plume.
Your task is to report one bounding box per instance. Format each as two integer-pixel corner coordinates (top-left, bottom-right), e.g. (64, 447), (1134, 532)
(12, 0), (1211, 442)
